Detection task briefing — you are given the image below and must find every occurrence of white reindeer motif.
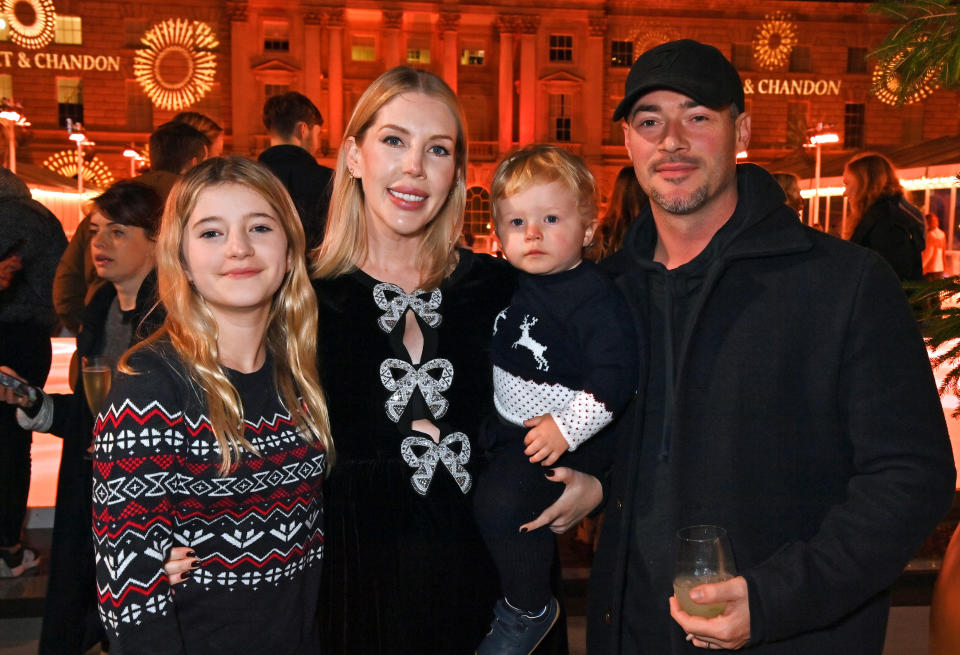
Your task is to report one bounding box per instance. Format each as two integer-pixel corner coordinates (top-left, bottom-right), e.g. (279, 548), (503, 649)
(512, 315), (549, 371)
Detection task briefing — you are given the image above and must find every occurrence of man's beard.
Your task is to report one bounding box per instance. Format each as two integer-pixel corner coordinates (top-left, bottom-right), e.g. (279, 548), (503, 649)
(648, 184), (709, 215)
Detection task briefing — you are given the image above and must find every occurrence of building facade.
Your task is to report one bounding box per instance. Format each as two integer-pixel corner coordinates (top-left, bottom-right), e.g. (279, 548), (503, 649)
(1, 0), (957, 237)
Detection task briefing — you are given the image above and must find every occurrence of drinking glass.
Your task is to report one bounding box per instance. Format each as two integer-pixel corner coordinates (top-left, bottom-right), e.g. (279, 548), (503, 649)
(674, 524), (736, 618)
(82, 356), (112, 416)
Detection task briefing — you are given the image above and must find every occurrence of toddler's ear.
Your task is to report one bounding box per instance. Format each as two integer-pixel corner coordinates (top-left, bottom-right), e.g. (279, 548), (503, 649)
(583, 218), (598, 247)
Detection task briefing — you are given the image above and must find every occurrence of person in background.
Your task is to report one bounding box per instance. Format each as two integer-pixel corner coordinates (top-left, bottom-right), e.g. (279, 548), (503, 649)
(53, 121), (210, 335)
(0, 167), (67, 578)
(258, 91), (334, 252)
(173, 111), (224, 157)
(588, 39), (954, 654)
(589, 165), (648, 263)
(923, 212), (946, 279)
(771, 171), (804, 220)
(843, 152), (926, 281)
(1, 181), (165, 654)
(93, 157), (333, 654)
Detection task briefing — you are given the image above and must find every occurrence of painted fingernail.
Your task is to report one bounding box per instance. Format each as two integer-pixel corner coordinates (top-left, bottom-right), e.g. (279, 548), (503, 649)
(181, 570), (191, 579)
(186, 551), (196, 557)
(520, 527), (528, 534)
(545, 469), (555, 478)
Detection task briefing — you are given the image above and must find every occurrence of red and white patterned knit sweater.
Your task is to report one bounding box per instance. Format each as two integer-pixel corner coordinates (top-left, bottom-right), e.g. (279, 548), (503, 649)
(92, 343), (326, 655)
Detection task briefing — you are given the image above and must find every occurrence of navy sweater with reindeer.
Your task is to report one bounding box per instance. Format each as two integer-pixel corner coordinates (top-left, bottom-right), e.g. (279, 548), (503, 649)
(475, 259), (638, 611)
(488, 259), (638, 452)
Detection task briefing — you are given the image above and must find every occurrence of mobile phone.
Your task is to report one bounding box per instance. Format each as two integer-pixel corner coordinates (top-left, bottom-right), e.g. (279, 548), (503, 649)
(0, 237), (27, 261)
(0, 370), (39, 404)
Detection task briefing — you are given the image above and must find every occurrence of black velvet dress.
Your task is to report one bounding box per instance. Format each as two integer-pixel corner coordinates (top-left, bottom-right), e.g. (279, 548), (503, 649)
(315, 250), (558, 654)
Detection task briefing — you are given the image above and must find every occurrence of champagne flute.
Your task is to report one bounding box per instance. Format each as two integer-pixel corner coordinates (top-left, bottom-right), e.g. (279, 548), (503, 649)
(674, 524), (736, 618)
(81, 356), (112, 416)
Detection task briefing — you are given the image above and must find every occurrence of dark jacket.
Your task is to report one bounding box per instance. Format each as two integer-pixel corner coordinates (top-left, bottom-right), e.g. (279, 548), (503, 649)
(0, 189), (67, 328)
(850, 193), (925, 281)
(38, 272), (163, 654)
(258, 145), (333, 252)
(588, 164), (955, 654)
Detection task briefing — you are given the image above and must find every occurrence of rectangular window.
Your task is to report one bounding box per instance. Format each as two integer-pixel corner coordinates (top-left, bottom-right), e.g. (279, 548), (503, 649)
(263, 21), (290, 53)
(786, 101), (808, 148)
(610, 40), (633, 68)
(461, 49), (485, 66)
(125, 80), (152, 132)
(844, 103), (865, 149)
(0, 75), (12, 102)
(789, 46), (811, 73)
(55, 16), (82, 45)
(57, 78), (83, 128)
(549, 35), (573, 63)
(550, 94), (571, 142)
(351, 36), (376, 62)
(731, 44), (752, 72)
(407, 38), (431, 64)
(0, 22), (8, 42)
(847, 47), (867, 74)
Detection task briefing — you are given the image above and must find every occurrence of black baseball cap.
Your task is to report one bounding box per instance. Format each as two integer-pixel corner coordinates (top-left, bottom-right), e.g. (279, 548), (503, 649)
(612, 39), (745, 121)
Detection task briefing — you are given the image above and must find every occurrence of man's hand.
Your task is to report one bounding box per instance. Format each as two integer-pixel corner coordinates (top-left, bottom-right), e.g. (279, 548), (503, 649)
(0, 254), (21, 291)
(523, 414), (568, 466)
(519, 467), (602, 534)
(669, 576), (751, 650)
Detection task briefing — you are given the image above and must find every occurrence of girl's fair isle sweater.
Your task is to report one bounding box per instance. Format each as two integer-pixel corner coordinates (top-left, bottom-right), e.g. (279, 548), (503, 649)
(92, 343), (326, 655)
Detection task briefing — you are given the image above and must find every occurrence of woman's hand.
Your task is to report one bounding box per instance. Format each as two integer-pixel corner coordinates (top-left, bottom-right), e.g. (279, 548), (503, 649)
(164, 546), (199, 588)
(519, 467), (603, 534)
(0, 366), (33, 407)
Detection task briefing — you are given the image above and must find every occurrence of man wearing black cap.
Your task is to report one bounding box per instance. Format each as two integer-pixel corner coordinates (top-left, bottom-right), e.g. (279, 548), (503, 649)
(587, 39), (955, 654)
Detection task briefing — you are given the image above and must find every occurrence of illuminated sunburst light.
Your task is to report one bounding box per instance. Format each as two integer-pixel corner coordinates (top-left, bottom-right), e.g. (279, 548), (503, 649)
(753, 12), (798, 71)
(43, 150), (115, 188)
(134, 18), (219, 112)
(1, 0), (56, 49)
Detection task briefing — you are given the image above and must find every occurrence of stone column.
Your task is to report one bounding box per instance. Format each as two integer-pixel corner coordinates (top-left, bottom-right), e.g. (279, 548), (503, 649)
(439, 11), (460, 93)
(496, 15), (517, 154)
(326, 8), (345, 150)
(383, 9), (403, 69)
(303, 7), (323, 113)
(227, 0), (251, 154)
(517, 15), (540, 146)
(583, 14), (606, 158)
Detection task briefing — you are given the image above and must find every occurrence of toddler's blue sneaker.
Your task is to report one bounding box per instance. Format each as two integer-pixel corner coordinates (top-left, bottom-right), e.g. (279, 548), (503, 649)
(476, 596), (559, 655)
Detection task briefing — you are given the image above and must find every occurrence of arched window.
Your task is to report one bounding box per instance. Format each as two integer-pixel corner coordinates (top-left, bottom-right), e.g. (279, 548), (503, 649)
(464, 186), (492, 237)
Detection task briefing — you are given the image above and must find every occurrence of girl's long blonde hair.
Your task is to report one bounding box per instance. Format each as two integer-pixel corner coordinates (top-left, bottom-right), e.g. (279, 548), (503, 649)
(123, 156), (334, 475)
(312, 66), (468, 290)
(843, 152), (904, 238)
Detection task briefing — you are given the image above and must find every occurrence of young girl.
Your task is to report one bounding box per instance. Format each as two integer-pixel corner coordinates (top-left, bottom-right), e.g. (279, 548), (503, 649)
(473, 145), (637, 655)
(92, 156), (333, 654)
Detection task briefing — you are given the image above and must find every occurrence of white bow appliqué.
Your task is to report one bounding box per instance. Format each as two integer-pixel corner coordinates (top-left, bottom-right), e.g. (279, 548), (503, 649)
(372, 283), (442, 333)
(400, 432), (472, 495)
(379, 358), (454, 422)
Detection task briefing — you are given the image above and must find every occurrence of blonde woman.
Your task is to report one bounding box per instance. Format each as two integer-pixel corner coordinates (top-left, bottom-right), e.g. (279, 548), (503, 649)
(843, 152), (925, 280)
(311, 67), (602, 653)
(92, 157), (333, 654)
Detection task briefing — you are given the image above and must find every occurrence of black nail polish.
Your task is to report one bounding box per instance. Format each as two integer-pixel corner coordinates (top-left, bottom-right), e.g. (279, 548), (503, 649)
(520, 527), (528, 534)
(186, 551), (196, 558)
(191, 560), (201, 568)
(181, 570), (191, 579)
(545, 469), (555, 478)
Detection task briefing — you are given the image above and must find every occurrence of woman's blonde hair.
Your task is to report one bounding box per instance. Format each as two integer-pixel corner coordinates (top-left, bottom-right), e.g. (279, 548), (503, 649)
(312, 66), (467, 290)
(844, 152), (904, 237)
(490, 144), (598, 230)
(123, 156), (334, 475)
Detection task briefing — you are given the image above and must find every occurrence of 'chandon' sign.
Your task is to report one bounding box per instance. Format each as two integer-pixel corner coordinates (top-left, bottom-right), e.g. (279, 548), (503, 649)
(743, 78), (842, 96)
(0, 50), (121, 71)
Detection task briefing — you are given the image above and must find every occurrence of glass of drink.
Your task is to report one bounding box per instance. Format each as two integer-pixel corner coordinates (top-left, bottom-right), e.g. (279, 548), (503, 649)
(674, 524), (736, 618)
(82, 356), (112, 416)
